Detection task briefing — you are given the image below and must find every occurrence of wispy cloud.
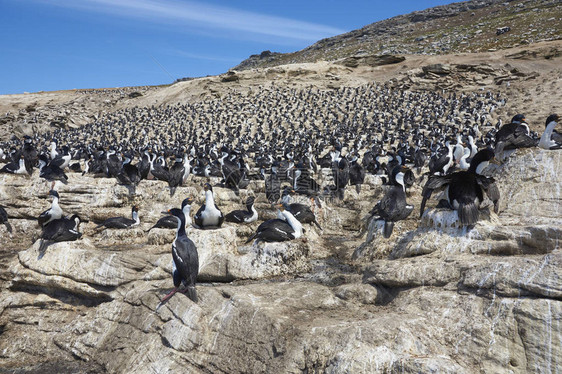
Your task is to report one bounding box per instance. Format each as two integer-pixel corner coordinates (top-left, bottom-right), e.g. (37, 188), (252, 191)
(34, 0), (345, 42)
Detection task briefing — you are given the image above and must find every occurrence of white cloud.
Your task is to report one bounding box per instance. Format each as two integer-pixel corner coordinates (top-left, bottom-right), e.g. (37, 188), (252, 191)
(36, 0), (345, 42)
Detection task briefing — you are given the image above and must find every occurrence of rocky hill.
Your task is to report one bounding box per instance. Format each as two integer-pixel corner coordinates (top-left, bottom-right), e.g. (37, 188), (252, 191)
(233, 0), (562, 70)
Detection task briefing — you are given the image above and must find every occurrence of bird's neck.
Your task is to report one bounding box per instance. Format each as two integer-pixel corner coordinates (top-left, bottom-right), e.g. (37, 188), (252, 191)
(175, 216), (187, 238)
(205, 190), (215, 206)
(282, 210), (302, 238)
(51, 197), (62, 215)
(132, 211), (140, 225)
(182, 205), (192, 225)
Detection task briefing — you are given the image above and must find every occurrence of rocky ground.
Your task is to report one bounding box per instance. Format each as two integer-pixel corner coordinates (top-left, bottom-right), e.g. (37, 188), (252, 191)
(0, 148), (560, 373)
(0, 41), (561, 373)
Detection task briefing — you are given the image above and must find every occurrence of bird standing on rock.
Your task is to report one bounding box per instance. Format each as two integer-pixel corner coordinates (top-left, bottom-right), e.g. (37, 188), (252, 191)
(0, 206), (12, 233)
(156, 208), (199, 310)
(369, 165), (414, 238)
(420, 148), (500, 227)
(539, 114), (562, 150)
(494, 114), (537, 160)
(37, 190), (63, 228)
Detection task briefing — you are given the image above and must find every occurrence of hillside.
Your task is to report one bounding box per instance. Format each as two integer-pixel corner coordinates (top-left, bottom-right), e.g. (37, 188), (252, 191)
(233, 0), (561, 70)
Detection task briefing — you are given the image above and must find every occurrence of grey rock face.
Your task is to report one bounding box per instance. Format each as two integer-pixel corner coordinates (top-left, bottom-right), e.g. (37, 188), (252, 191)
(0, 148), (561, 373)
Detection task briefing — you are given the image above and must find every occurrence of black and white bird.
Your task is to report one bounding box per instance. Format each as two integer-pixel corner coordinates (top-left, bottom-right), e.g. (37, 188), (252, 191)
(265, 162), (281, 203)
(49, 146), (72, 170)
(21, 136), (38, 175)
(96, 206), (140, 229)
(349, 155), (366, 194)
(428, 141), (454, 175)
(0, 155), (27, 175)
(538, 114), (561, 150)
(495, 114), (537, 159)
(168, 155), (185, 197)
(38, 154), (68, 189)
(37, 190), (63, 227)
(245, 204), (303, 243)
(147, 197), (194, 232)
(420, 148), (500, 226)
(369, 165), (414, 238)
(0, 205), (12, 233)
(116, 154), (141, 193)
(156, 208), (199, 310)
(38, 215), (82, 258)
(281, 188), (322, 229)
(194, 183), (224, 229)
(225, 196), (258, 224)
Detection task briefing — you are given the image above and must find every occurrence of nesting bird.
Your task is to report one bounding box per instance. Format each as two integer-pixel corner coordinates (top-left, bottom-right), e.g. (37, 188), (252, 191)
(225, 196), (258, 224)
(38, 215), (82, 258)
(96, 206), (140, 229)
(245, 204), (303, 244)
(147, 197), (194, 232)
(194, 183), (224, 229)
(494, 114), (537, 160)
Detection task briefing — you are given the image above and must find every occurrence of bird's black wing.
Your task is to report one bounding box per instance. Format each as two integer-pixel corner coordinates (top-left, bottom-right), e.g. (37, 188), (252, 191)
(148, 216), (178, 231)
(172, 236), (199, 287)
(225, 210), (245, 223)
(168, 164), (185, 187)
(476, 176), (500, 213)
(511, 134), (538, 148)
(551, 130), (562, 144)
(101, 217), (134, 229)
(258, 220), (295, 242)
(193, 204), (206, 227)
(430, 153), (449, 174)
(152, 165), (170, 182)
(37, 208), (52, 227)
(420, 174), (454, 217)
(216, 204), (225, 227)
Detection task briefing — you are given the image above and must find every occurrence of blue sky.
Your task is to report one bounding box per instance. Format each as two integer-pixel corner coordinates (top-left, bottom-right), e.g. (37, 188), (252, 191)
(0, 0), (453, 94)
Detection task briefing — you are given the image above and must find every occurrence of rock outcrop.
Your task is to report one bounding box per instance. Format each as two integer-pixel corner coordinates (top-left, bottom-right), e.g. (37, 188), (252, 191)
(0, 148), (560, 373)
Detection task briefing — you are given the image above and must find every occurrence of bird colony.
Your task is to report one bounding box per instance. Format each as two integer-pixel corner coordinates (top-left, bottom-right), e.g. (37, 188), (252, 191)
(0, 82), (560, 308)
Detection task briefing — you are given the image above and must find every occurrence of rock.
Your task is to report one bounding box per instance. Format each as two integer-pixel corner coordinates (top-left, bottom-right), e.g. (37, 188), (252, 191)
(221, 71), (240, 82)
(422, 63), (451, 75)
(338, 54), (405, 68)
(497, 26), (511, 35)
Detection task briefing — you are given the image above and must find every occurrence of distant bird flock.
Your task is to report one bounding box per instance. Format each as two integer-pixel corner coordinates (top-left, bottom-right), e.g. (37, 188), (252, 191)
(1, 82), (560, 307)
